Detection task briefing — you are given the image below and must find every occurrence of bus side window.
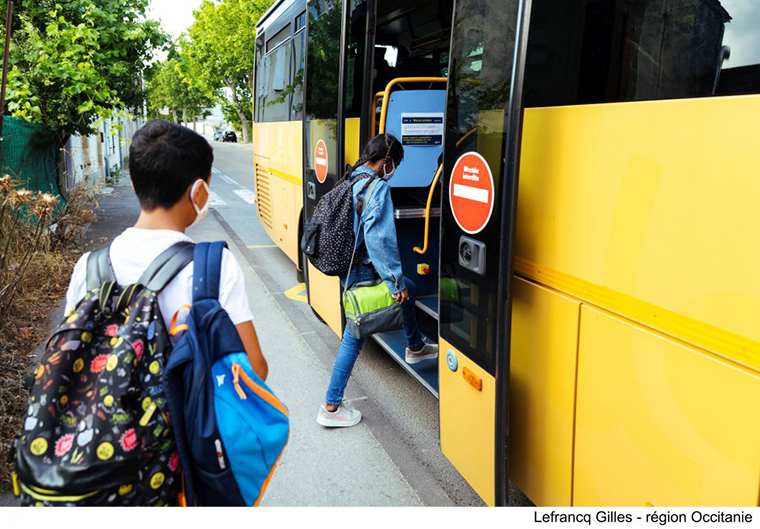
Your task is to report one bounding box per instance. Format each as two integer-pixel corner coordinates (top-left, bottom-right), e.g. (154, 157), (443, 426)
(524, 0), (760, 106)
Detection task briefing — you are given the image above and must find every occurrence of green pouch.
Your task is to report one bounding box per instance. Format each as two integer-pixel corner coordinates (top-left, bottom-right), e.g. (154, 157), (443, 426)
(342, 280), (404, 339)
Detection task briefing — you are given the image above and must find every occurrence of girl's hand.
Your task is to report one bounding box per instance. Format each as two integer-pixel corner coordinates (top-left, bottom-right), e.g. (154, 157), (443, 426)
(393, 288), (409, 304)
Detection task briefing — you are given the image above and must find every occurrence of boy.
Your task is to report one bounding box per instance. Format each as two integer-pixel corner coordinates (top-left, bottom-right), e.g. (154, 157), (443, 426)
(65, 119), (267, 380)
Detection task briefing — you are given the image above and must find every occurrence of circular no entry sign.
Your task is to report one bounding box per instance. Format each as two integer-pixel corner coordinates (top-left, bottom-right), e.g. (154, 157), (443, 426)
(449, 151), (495, 234)
(315, 139), (328, 184)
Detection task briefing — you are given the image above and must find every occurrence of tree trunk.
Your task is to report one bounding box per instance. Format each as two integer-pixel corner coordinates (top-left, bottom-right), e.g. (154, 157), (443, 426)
(182, 108), (188, 128)
(226, 79), (250, 143)
(172, 109), (178, 123)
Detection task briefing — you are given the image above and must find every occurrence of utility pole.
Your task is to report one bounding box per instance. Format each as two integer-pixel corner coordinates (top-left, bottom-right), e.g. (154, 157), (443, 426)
(0, 1), (13, 142)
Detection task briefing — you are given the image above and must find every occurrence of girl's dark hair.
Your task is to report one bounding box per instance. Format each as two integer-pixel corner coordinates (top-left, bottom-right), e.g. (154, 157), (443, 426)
(338, 134), (404, 213)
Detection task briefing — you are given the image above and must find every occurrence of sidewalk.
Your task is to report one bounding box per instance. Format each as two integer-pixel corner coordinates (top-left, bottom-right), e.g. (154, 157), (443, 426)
(1, 180), (422, 506)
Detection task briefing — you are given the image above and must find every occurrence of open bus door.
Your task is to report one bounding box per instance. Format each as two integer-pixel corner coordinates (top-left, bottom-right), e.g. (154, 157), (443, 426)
(438, 0), (532, 506)
(302, 0), (346, 335)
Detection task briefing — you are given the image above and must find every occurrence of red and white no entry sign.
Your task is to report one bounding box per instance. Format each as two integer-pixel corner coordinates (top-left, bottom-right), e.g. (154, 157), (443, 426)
(315, 139), (328, 184)
(449, 151), (495, 234)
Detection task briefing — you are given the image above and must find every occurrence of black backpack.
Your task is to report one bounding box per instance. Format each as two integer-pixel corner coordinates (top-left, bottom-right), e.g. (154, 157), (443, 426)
(13, 242), (195, 506)
(301, 174), (378, 276)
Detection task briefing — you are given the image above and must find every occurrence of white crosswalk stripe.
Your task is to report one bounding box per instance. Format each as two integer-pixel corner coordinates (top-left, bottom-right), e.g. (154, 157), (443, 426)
(234, 189), (257, 205)
(217, 173), (238, 186)
(211, 167), (221, 174)
(208, 191), (227, 207)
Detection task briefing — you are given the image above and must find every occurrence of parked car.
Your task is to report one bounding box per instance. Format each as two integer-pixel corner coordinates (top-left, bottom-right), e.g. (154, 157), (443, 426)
(213, 130), (223, 142)
(222, 130), (237, 143)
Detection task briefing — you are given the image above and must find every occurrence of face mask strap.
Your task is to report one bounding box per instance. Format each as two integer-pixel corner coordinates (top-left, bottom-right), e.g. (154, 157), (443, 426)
(191, 179), (210, 213)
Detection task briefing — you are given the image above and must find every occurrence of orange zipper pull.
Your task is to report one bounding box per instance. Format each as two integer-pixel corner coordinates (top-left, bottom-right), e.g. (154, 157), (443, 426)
(232, 364), (247, 400)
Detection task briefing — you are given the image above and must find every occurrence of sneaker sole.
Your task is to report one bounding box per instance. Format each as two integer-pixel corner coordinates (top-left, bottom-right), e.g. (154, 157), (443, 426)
(405, 352), (439, 365)
(316, 414), (362, 428)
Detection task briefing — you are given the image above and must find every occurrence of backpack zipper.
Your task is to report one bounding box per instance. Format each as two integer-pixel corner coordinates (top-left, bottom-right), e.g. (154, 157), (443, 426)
(139, 401), (157, 427)
(231, 363), (289, 418)
(19, 482), (101, 503)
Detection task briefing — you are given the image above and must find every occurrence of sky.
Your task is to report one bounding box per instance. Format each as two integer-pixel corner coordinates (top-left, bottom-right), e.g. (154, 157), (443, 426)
(147, 0), (205, 39)
(721, 0), (760, 69)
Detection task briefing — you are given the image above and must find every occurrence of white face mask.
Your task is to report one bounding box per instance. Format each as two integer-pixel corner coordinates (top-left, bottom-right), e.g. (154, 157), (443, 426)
(188, 179), (210, 228)
(383, 159), (396, 180)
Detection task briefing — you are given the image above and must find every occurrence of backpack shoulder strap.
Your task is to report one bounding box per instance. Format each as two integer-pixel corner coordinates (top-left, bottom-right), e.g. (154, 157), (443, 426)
(365, 178), (381, 202)
(86, 246), (116, 290)
(192, 241), (227, 302)
(138, 241), (196, 292)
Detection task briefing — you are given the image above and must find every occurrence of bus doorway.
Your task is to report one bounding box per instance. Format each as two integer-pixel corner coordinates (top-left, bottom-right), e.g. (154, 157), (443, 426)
(330, 0), (455, 395)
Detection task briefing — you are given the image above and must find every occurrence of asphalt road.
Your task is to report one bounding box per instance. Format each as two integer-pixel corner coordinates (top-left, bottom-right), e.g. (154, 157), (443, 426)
(204, 137), (486, 506)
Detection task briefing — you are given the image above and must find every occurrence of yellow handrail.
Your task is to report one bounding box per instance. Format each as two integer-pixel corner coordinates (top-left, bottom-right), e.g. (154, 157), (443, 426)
(413, 164), (443, 255)
(378, 77), (447, 134)
(413, 128), (477, 255)
(371, 91), (384, 135)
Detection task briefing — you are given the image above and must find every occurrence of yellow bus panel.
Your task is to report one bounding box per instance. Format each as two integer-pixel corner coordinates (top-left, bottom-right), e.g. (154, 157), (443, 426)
(253, 121), (303, 265)
(574, 306), (760, 506)
(510, 278), (580, 506)
(306, 262), (342, 336)
(516, 95), (760, 372)
(439, 338), (496, 506)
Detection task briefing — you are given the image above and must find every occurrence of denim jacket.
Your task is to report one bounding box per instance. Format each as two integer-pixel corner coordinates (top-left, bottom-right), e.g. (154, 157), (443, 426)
(346, 165), (406, 295)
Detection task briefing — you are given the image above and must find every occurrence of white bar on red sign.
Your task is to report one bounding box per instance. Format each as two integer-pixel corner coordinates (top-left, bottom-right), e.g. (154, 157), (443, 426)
(453, 183), (489, 204)
(315, 157), (328, 165)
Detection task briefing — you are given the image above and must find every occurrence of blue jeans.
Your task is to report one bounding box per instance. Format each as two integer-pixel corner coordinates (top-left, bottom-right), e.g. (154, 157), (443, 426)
(325, 269), (425, 406)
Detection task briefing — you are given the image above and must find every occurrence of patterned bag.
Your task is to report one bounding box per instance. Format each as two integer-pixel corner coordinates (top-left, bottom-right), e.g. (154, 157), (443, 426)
(13, 242), (195, 506)
(300, 174), (374, 276)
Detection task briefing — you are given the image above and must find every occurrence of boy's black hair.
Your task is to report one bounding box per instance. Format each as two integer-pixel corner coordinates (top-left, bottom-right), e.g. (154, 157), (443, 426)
(129, 119), (214, 211)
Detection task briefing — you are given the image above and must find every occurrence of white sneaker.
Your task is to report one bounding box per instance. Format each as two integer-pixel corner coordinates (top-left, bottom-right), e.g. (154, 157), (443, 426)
(405, 342), (439, 364)
(317, 404), (362, 428)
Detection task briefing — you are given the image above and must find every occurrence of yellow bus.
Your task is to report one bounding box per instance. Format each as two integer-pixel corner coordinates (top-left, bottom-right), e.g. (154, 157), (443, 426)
(254, 0), (760, 506)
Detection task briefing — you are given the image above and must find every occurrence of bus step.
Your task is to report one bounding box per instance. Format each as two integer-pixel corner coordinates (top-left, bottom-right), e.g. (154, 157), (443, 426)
(372, 330), (439, 398)
(415, 295), (439, 319)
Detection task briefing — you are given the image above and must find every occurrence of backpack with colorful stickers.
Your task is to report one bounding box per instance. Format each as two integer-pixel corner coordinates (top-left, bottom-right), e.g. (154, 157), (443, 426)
(13, 242), (195, 506)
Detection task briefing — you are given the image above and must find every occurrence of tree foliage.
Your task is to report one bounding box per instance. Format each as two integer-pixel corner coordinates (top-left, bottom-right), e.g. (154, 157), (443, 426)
(3, 0), (169, 138)
(147, 57), (215, 126)
(184, 0), (273, 142)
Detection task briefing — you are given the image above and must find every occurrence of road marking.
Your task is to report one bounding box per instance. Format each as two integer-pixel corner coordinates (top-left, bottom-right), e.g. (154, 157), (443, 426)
(284, 283), (308, 303)
(208, 191), (227, 207)
(234, 189), (257, 205)
(217, 173), (238, 186)
(247, 244), (277, 249)
(211, 167), (221, 174)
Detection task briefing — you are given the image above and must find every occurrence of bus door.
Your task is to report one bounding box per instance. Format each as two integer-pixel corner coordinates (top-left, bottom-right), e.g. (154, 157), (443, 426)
(302, 0), (346, 335)
(351, 0), (453, 396)
(438, 0), (531, 506)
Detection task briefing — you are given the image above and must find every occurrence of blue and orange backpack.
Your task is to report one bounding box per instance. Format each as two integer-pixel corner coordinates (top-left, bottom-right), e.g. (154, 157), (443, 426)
(164, 241), (290, 506)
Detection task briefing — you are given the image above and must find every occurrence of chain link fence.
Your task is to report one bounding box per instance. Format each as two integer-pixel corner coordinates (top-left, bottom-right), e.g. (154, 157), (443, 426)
(1, 116), (65, 206)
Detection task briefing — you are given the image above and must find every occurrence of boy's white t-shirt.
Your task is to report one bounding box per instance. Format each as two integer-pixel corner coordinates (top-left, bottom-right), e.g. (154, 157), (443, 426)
(65, 228), (253, 333)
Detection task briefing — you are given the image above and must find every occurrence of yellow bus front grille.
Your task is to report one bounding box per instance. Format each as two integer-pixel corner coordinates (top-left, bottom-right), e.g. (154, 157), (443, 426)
(255, 163), (274, 229)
